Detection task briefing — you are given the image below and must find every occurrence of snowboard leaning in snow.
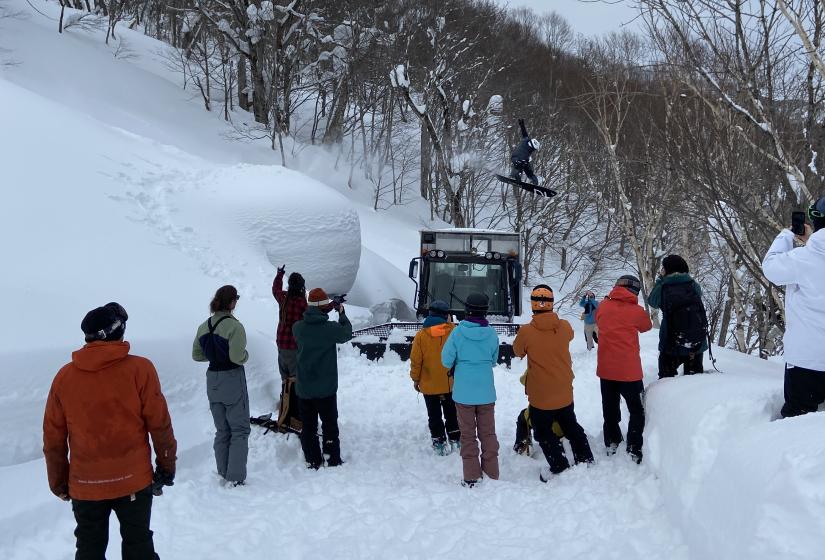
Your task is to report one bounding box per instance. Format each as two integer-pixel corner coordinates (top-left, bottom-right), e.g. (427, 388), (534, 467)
(495, 175), (557, 198)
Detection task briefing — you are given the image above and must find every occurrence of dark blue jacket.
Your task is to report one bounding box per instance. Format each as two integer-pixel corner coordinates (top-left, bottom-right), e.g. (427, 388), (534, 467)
(511, 120), (535, 162)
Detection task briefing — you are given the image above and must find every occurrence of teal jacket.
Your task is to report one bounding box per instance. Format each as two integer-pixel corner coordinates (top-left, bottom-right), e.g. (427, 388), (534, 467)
(579, 297), (599, 325)
(441, 320), (499, 405)
(293, 308), (353, 399)
(648, 273), (708, 353)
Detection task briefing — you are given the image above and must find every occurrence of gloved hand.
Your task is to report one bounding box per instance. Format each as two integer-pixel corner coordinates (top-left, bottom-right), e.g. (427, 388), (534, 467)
(413, 382), (420, 393)
(277, 264), (286, 274)
(152, 468), (175, 496)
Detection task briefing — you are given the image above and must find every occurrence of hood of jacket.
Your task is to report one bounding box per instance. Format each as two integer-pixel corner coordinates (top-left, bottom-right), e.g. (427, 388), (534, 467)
(456, 320), (492, 341)
(71, 341), (131, 372)
(807, 228), (825, 254)
(302, 307), (331, 324)
(424, 322), (453, 338)
(530, 311), (563, 332)
(606, 286), (638, 304)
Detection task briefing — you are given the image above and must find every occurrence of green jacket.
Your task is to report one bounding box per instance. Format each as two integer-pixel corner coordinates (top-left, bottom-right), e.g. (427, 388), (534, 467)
(192, 312), (249, 369)
(648, 273), (708, 353)
(293, 308), (353, 399)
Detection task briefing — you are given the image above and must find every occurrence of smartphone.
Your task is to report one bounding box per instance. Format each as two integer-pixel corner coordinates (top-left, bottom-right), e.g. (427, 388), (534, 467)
(791, 211), (806, 236)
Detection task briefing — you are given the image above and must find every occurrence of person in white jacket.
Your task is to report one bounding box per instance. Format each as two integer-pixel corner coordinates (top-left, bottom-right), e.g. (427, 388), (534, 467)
(762, 196), (825, 417)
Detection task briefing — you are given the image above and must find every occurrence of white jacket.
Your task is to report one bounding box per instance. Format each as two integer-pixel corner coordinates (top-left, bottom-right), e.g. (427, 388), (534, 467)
(762, 228), (825, 372)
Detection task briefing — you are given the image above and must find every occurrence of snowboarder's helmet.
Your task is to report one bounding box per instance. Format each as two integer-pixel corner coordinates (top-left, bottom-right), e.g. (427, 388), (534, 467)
(615, 275), (642, 296)
(465, 293), (490, 316)
(531, 285), (554, 312)
(528, 139), (541, 151)
(809, 196), (825, 231)
(429, 300), (450, 317)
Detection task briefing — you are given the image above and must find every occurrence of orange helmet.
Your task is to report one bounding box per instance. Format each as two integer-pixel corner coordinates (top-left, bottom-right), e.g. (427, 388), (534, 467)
(530, 285), (554, 312)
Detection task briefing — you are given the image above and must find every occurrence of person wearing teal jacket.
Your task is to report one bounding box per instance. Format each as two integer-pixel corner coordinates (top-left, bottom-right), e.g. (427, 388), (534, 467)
(648, 255), (708, 378)
(441, 293), (500, 487)
(578, 291), (599, 351)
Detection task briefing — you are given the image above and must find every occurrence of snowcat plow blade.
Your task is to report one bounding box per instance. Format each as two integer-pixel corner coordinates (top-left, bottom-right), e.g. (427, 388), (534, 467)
(350, 322), (520, 366)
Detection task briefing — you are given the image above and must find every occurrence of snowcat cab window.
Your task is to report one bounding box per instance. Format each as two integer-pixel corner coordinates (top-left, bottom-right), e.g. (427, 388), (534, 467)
(427, 261), (507, 313)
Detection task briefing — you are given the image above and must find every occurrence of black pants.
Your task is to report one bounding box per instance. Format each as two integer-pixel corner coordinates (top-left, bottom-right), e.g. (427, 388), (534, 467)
(510, 157), (538, 185)
(72, 485), (158, 560)
(530, 404), (594, 474)
(600, 379), (645, 456)
(514, 408), (532, 450)
(658, 352), (704, 378)
(781, 365), (825, 418)
(299, 395), (340, 467)
(423, 393), (460, 443)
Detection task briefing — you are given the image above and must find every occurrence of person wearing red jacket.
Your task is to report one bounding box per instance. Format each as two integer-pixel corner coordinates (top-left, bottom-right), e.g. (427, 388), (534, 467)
(272, 265), (307, 433)
(594, 275), (653, 464)
(43, 302), (177, 559)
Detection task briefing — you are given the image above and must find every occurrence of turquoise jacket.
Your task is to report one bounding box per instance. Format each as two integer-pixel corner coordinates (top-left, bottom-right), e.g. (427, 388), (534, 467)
(579, 297), (599, 325)
(441, 320), (499, 405)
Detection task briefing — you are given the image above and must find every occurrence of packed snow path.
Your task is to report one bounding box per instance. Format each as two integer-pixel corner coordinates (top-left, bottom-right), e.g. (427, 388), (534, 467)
(2, 343), (688, 560)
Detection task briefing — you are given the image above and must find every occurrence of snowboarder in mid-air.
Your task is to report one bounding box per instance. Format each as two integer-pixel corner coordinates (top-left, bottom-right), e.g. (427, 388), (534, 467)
(510, 118), (541, 185)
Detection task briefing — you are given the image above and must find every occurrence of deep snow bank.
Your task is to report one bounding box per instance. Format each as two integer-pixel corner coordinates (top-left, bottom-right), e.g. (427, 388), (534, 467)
(646, 358), (825, 560)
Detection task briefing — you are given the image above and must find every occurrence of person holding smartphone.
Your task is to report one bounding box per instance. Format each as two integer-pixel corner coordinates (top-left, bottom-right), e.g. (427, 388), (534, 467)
(292, 288), (353, 469)
(762, 197), (825, 418)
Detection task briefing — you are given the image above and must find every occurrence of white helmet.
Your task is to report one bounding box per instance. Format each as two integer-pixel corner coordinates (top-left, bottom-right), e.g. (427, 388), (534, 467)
(528, 138), (541, 151)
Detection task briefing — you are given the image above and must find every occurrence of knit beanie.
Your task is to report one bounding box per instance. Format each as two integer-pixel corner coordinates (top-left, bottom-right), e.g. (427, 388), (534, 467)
(662, 255), (689, 275)
(429, 300), (450, 318)
(307, 288), (331, 307)
(465, 293), (489, 317)
(615, 275), (642, 296)
(81, 302), (128, 342)
(530, 285), (554, 313)
(810, 196), (825, 232)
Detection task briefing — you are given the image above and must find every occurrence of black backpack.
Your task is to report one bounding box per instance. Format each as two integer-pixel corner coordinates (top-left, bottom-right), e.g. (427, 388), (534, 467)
(663, 281), (708, 355)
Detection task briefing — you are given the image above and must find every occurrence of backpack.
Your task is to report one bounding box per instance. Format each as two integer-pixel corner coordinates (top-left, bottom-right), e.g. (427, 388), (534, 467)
(663, 281), (707, 355)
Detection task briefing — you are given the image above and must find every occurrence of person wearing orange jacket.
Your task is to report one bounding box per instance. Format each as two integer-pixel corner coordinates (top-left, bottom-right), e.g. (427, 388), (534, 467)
(594, 275), (653, 464)
(43, 302), (177, 560)
(513, 285), (594, 482)
(410, 300), (460, 455)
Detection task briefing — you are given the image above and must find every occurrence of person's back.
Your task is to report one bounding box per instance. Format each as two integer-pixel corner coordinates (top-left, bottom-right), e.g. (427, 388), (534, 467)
(513, 311), (575, 411)
(595, 286), (653, 382)
(762, 197), (825, 417)
(443, 320), (499, 406)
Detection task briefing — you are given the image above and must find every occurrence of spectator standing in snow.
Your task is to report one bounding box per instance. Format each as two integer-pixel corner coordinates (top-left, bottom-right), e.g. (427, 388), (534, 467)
(442, 293), (500, 487)
(293, 288), (353, 469)
(410, 300), (461, 456)
(272, 265), (307, 434)
(762, 197), (825, 418)
(509, 118), (541, 185)
(594, 276), (653, 463)
(513, 285), (594, 482)
(648, 255), (708, 378)
(579, 291), (599, 351)
(193, 285), (250, 487)
(44, 302), (177, 559)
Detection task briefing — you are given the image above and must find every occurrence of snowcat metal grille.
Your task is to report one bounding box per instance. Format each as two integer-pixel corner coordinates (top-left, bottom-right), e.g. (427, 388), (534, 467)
(352, 322), (520, 339)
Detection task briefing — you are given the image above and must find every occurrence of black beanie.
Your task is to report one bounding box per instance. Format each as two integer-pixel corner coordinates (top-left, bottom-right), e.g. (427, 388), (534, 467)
(662, 255), (689, 275)
(465, 293), (490, 316)
(81, 302), (127, 342)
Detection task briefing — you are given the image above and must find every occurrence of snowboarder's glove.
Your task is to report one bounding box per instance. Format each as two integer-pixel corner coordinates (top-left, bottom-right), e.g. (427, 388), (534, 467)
(152, 468), (175, 496)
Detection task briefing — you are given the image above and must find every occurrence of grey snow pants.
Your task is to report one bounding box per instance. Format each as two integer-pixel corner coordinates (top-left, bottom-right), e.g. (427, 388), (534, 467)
(206, 367), (250, 483)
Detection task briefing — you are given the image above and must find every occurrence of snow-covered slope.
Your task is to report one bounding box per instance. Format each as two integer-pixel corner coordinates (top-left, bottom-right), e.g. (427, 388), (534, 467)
(1, 2), (822, 559)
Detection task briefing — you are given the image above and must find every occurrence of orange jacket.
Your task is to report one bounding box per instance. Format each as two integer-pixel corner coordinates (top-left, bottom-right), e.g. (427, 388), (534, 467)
(43, 341), (177, 501)
(512, 312), (575, 411)
(410, 322), (456, 395)
(594, 287), (653, 382)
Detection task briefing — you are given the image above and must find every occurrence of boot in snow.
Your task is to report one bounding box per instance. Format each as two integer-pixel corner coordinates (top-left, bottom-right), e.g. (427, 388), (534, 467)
(449, 439), (461, 454)
(628, 447), (643, 465)
(461, 478), (481, 488)
(326, 456), (345, 467)
(432, 438), (451, 456)
(539, 467), (553, 483)
(606, 443), (619, 456)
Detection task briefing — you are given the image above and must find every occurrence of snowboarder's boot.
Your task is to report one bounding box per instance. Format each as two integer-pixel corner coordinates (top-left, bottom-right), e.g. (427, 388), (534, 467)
(539, 467), (553, 483)
(432, 438), (451, 456)
(627, 447), (643, 465)
(461, 478), (481, 488)
(514, 439), (532, 456)
(606, 443), (619, 456)
(449, 439), (461, 454)
(326, 456), (344, 467)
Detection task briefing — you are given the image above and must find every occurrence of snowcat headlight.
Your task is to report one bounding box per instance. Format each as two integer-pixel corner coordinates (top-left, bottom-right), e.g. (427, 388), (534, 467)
(493, 252), (501, 260)
(484, 252), (493, 260)
(428, 250), (438, 258)
(436, 250), (445, 258)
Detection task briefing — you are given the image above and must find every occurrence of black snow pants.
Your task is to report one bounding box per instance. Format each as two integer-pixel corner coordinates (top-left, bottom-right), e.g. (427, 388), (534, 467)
(781, 365), (825, 418)
(299, 394), (340, 468)
(72, 485), (159, 560)
(658, 351), (704, 378)
(510, 156), (539, 185)
(423, 393), (460, 443)
(600, 379), (645, 459)
(530, 403), (594, 474)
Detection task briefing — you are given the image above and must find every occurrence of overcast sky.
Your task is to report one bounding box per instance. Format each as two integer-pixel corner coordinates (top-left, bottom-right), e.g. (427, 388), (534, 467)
(498, 0), (641, 37)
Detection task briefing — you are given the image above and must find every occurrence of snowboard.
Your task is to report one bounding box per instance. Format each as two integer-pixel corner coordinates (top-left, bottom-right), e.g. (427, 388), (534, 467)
(495, 174), (557, 198)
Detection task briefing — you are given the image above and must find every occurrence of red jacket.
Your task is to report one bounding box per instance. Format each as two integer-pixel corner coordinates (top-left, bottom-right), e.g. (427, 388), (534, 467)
(273, 271), (307, 350)
(594, 287), (653, 382)
(43, 341), (177, 501)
